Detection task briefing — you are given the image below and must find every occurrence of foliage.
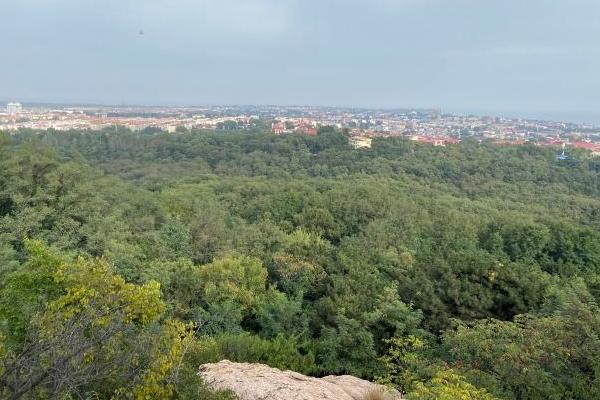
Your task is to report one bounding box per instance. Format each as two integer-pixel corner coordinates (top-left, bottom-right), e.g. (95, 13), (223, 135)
(0, 241), (228, 399)
(440, 296), (600, 399)
(191, 333), (316, 375)
(1, 128), (600, 398)
(377, 335), (438, 394)
(406, 370), (499, 400)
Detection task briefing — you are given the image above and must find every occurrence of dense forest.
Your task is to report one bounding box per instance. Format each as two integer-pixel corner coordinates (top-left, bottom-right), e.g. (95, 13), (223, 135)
(1, 126), (599, 399)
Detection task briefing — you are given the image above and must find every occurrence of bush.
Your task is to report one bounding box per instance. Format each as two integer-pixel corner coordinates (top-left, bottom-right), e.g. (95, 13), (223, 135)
(189, 333), (316, 375)
(406, 370), (499, 400)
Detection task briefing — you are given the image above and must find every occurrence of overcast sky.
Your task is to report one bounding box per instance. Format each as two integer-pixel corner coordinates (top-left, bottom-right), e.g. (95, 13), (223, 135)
(1, 0), (599, 116)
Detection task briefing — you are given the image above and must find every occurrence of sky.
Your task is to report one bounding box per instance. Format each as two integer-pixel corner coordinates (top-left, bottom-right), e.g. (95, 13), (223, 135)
(1, 0), (600, 120)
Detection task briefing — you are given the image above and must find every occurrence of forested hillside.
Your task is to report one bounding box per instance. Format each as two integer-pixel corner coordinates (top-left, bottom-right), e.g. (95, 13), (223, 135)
(1, 127), (599, 399)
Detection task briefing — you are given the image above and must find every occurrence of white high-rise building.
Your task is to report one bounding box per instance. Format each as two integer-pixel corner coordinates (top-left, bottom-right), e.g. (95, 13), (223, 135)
(7, 102), (22, 116)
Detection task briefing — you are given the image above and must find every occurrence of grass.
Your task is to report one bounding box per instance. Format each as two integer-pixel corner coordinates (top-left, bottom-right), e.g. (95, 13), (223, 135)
(364, 387), (387, 400)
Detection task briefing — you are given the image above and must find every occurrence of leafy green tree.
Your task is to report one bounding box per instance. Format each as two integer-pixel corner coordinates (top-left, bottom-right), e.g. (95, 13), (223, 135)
(441, 299), (600, 400)
(0, 241), (217, 399)
(315, 315), (379, 377)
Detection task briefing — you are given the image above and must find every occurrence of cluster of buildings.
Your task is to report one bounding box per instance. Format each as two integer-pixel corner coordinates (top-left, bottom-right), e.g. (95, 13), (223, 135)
(268, 108), (600, 153)
(0, 103), (260, 132)
(6, 102), (22, 116)
(2, 102), (599, 155)
(271, 120), (317, 136)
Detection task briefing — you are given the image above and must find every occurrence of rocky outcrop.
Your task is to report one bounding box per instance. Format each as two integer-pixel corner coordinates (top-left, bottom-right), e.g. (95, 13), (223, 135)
(199, 360), (402, 400)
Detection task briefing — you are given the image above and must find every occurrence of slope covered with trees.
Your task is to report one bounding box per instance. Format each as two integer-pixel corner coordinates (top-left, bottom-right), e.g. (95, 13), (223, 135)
(1, 127), (599, 399)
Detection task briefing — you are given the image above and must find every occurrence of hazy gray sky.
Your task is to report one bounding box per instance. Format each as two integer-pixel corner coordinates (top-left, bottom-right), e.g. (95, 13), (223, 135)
(2, 0), (599, 113)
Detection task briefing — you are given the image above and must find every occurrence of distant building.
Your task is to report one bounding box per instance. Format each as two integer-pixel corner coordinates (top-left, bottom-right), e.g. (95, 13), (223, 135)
(571, 140), (600, 156)
(7, 102), (22, 116)
(302, 127), (318, 136)
(409, 135), (460, 146)
(349, 136), (372, 149)
(271, 121), (285, 135)
(295, 122), (317, 136)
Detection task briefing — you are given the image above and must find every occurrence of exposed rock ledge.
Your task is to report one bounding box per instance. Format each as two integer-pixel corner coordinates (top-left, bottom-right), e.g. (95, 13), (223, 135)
(199, 360), (402, 400)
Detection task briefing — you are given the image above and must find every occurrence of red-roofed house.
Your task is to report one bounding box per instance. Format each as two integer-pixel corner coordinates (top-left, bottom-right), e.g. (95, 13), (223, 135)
(571, 141), (600, 155)
(272, 122), (285, 135)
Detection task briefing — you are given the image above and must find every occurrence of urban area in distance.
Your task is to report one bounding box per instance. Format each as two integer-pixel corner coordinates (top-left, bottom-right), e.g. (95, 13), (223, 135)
(2, 101), (600, 155)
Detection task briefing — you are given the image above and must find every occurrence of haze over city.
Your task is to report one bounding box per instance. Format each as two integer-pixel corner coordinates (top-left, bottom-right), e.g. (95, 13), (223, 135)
(2, 0), (600, 123)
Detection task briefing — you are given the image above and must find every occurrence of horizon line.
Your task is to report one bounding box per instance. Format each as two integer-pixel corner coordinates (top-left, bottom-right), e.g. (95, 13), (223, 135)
(2, 99), (600, 127)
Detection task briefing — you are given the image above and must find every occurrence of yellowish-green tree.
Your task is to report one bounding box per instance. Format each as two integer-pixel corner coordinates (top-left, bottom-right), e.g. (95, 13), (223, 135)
(0, 241), (203, 399)
(407, 370), (499, 400)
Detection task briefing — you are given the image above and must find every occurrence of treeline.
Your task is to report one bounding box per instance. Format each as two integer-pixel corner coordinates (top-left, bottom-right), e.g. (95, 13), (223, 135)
(1, 128), (599, 399)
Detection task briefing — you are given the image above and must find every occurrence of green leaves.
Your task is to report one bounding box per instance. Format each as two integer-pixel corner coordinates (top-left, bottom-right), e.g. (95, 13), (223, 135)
(1, 129), (600, 399)
(191, 333), (316, 375)
(198, 256), (267, 308)
(0, 240), (65, 349)
(441, 303), (600, 400)
(407, 370), (500, 400)
(0, 241), (182, 398)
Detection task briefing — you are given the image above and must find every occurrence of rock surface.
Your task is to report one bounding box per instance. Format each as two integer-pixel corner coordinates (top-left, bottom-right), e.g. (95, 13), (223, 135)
(199, 360), (402, 400)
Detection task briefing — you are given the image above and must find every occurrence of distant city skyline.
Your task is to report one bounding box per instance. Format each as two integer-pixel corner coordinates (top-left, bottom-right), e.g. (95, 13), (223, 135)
(4, 99), (600, 127)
